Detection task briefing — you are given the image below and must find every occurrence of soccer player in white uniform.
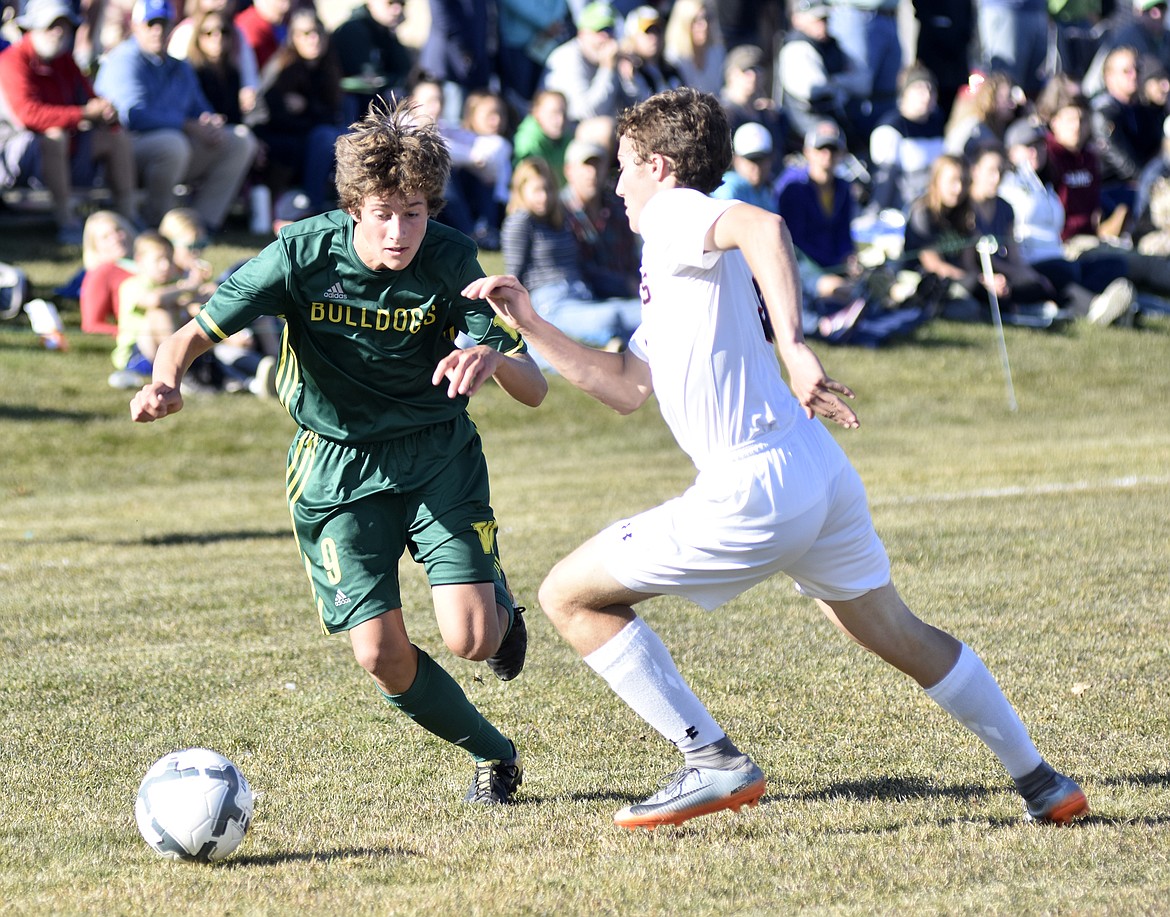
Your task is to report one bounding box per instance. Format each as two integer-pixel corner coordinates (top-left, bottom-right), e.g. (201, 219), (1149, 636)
(464, 88), (1089, 829)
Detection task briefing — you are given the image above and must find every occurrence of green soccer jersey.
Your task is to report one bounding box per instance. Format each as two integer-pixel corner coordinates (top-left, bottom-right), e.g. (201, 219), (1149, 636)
(195, 212), (526, 442)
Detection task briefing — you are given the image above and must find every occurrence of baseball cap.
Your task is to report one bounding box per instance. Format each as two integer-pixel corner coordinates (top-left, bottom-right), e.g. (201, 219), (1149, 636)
(16, 0), (82, 30)
(273, 190), (314, 225)
(733, 122), (773, 159)
(804, 120), (843, 150)
(132, 0), (173, 24)
(565, 139), (608, 166)
(793, 0), (831, 18)
(626, 5), (662, 34)
(1136, 0), (1167, 12)
(578, 1), (616, 32)
(724, 44), (765, 77)
(1003, 117), (1046, 148)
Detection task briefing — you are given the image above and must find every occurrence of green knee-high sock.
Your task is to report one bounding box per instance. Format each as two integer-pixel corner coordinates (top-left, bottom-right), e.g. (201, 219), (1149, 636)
(380, 647), (513, 762)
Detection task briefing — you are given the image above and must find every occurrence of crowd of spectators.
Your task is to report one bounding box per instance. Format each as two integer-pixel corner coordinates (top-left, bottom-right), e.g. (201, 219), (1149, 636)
(3, 0), (1169, 371)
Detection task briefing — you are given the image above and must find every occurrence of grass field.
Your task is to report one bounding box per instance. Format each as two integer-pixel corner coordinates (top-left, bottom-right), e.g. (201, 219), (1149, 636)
(2, 224), (1170, 915)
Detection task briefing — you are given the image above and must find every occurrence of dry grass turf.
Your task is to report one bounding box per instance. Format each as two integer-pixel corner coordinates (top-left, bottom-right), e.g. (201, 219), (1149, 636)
(1, 224), (1168, 915)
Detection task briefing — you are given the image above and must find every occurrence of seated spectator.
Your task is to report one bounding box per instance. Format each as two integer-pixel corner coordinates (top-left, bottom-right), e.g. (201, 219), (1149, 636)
(559, 137), (641, 300)
(159, 205), (276, 386)
(0, 0), (140, 242)
(1089, 45), (1161, 225)
(997, 123), (1138, 325)
(1037, 77), (1103, 242)
(79, 209), (137, 335)
(869, 63), (947, 215)
(332, 0), (414, 124)
(1133, 113), (1170, 244)
(775, 119), (856, 272)
(775, 0), (866, 147)
(663, 0), (725, 95)
(512, 88), (571, 183)
(169, 0), (260, 122)
(253, 7), (345, 213)
(1081, 0), (1170, 99)
(719, 43), (786, 156)
(448, 89), (513, 250)
(902, 154), (988, 319)
(573, 114), (618, 160)
(411, 76), (512, 249)
(501, 156), (641, 364)
(944, 70), (1023, 158)
(94, 0), (259, 231)
(964, 141), (1137, 327)
(77, 0), (137, 72)
(111, 229), (215, 383)
(617, 6), (682, 105)
(539, 1), (625, 122)
(961, 143), (1068, 319)
(712, 120), (777, 211)
(184, 5), (253, 125)
(233, 0), (288, 72)
(1138, 56), (1170, 135)
(1037, 77), (1170, 298)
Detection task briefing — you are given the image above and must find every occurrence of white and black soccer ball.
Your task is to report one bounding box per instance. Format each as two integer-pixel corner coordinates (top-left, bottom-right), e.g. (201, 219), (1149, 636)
(135, 747), (254, 863)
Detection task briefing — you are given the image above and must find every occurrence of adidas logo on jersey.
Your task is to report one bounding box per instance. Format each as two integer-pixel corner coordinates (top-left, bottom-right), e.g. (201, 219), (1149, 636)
(323, 281), (347, 300)
(334, 589), (351, 607)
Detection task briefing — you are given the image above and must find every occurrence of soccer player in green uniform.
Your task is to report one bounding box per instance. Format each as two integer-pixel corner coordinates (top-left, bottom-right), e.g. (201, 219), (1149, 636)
(130, 99), (548, 805)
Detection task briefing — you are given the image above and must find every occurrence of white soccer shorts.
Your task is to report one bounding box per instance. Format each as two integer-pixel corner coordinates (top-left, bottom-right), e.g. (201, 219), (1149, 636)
(599, 418), (892, 610)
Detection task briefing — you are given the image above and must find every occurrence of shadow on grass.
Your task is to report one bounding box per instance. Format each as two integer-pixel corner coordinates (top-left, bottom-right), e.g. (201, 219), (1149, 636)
(1100, 769), (1170, 788)
(223, 845), (419, 867)
(134, 529), (292, 547)
(791, 775), (989, 804)
(0, 403), (104, 422)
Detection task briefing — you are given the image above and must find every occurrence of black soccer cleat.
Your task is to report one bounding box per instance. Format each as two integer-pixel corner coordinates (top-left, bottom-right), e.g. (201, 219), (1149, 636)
(464, 743), (523, 805)
(485, 605), (527, 681)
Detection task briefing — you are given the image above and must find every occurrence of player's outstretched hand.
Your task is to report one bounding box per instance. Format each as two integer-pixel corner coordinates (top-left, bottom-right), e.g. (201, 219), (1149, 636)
(432, 344), (505, 399)
(462, 275), (539, 336)
(782, 343), (859, 429)
(130, 382), (183, 422)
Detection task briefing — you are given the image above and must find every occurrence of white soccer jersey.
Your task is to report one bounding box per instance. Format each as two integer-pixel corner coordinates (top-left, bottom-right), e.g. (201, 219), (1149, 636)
(628, 188), (802, 470)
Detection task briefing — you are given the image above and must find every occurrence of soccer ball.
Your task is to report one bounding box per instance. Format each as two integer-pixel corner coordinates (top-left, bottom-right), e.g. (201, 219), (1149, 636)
(135, 747), (254, 863)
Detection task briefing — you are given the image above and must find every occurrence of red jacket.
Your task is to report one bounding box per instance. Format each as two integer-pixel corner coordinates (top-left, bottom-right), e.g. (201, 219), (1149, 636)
(0, 33), (94, 132)
(234, 6), (282, 71)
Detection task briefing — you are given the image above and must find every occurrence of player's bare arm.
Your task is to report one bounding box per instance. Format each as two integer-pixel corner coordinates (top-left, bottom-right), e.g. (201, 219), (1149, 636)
(431, 344), (547, 406)
(710, 204), (860, 429)
(462, 275), (654, 415)
(129, 320), (216, 422)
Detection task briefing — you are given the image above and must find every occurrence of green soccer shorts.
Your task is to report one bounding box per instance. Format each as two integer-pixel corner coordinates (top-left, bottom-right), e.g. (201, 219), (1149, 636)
(286, 413), (512, 633)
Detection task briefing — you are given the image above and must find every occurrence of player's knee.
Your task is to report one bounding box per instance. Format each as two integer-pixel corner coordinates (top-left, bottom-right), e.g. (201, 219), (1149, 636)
(351, 638), (413, 682)
(443, 629), (493, 661)
(537, 570), (573, 627)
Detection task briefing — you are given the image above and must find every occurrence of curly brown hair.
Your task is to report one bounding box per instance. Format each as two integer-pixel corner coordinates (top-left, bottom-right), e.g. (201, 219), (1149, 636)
(616, 88), (731, 194)
(333, 96), (450, 217)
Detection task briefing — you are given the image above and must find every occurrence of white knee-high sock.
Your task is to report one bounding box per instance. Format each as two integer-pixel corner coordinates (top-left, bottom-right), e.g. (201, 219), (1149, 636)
(584, 616), (724, 754)
(925, 643), (1043, 779)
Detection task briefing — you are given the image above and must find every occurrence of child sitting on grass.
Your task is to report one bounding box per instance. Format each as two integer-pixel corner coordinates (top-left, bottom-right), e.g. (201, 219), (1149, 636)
(111, 232), (216, 390)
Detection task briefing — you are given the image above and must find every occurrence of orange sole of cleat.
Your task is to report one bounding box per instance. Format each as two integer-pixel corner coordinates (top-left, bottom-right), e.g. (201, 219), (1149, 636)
(615, 777), (767, 830)
(1040, 790), (1089, 824)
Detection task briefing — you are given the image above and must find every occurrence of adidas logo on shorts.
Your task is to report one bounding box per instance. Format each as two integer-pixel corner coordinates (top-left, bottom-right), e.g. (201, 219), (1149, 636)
(334, 589), (351, 607)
